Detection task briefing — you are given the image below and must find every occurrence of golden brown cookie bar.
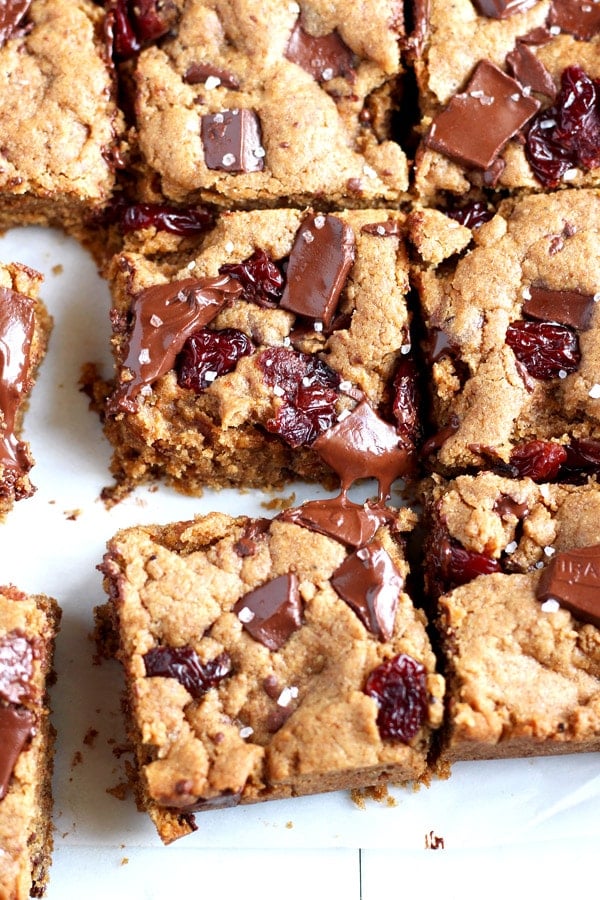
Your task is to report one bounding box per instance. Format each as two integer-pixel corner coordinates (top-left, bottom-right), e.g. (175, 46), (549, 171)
(86, 207), (418, 501)
(0, 262), (52, 519)
(0, 586), (61, 898)
(113, 0), (409, 207)
(97, 506), (445, 843)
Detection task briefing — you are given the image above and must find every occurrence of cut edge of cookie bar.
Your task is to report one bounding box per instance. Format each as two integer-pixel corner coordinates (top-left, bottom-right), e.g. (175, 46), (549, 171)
(96, 504), (445, 844)
(0, 586), (62, 898)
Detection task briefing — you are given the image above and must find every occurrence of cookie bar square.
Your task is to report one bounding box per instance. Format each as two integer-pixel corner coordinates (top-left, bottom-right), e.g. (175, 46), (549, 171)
(120, 0), (409, 207)
(414, 189), (600, 479)
(424, 472), (600, 761)
(0, 262), (52, 518)
(412, 0), (600, 200)
(0, 0), (124, 232)
(88, 207), (418, 500)
(98, 506), (445, 843)
(0, 586), (61, 897)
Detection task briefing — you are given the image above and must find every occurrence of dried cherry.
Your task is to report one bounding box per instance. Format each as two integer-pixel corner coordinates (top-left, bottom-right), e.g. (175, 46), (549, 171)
(446, 201), (494, 229)
(220, 249), (285, 309)
(143, 646), (232, 699)
(106, 0), (177, 60)
(120, 203), (214, 235)
(176, 328), (254, 392)
(505, 320), (580, 379)
(364, 654), (428, 743)
(508, 440), (567, 481)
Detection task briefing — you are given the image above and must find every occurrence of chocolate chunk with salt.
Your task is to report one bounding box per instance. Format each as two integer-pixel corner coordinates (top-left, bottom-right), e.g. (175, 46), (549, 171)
(537, 544), (600, 627)
(281, 496), (393, 548)
(0, 631), (34, 704)
(234, 574), (302, 651)
(312, 400), (409, 500)
(0, 287), (35, 474)
(523, 287), (595, 330)
(201, 109), (265, 173)
(549, 0), (600, 40)
(279, 214), (355, 327)
(472, 0), (535, 17)
(426, 60), (540, 169)
(360, 220), (401, 237)
(0, 706), (35, 800)
(331, 542), (403, 641)
(184, 62), (240, 89)
(506, 43), (556, 98)
(0, 0), (30, 47)
(285, 21), (356, 83)
(107, 275), (242, 414)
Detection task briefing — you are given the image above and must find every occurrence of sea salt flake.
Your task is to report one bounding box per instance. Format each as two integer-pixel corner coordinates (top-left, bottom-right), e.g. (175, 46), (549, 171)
(239, 726), (254, 739)
(277, 687), (296, 707)
(337, 409), (351, 422)
(187, 260), (197, 270)
(138, 348), (150, 365)
(224, 241), (235, 253)
(254, 146), (266, 158)
(558, 369), (568, 379)
(593, 292), (600, 303)
(237, 606), (255, 623)
(541, 598), (560, 613)
(544, 545), (556, 557)
(313, 215), (326, 229)
(510, 93), (521, 101)
(204, 75), (221, 90)
(273, 385), (285, 396)
(222, 152), (236, 166)
(401, 343), (411, 355)
(150, 314), (163, 327)
(339, 380), (352, 391)
(313, 320), (323, 332)
(563, 168), (578, 181)
(522, 286), (531, 299)
(505, 541), (518, 554)
(549, 24), (561, 33)
(204, 371), (218, 383)
(589, 383), (600, 399)
(302, 230), (315, 243)
(321, 67), (334, 81)
(363, 165), (377, 178)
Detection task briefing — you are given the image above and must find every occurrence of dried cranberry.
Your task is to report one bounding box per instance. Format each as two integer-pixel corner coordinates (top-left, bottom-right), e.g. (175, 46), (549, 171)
(560, 438), (600, 481)
(525, 66), (600, 188)
(509, 440), (567, 481)
(143, 646), (232, 699)
(220, 249), (284, 309)
(443, 539), (501, 587)
(505, 320), (580, 380)
(120, 203), (214, 235)
(364, 654), (428, 743)
(446, 201), (494, 229)
(176, 328), (254, 392)
(391, 356), (419, 471)
(260, 347), (340, 448)
(105, 0), (140, 59)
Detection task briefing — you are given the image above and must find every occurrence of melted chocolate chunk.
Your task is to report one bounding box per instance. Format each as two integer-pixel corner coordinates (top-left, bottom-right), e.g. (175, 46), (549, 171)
(360, 220), (402, 237)
(505, 43), (556, 98)
(523, 287), (595, 330)
(143, 646), (232, 699)
(471, 0), (535, 16)
(549, 0), (600, 40)
(184, 62), (240, 89)
(0, 287), (35, 474)
(312, 400), (410, 501)
(331, 542), (403, 641)
(107, 275), (242, 414)
(0, 706), (35, 800)
(234, 574), (302, 651)
(285, 21), (357, 83)
(537, 544), (600, 627)
(493, 494), (530, 519)
(0, 631), (34, 704)
(279, 214), (355, 327)
(201, 109), (264, 173)
(426, 60), (540, 169)
(281, 496), (393, 549)
(182, 790), (242, 812)
(0, 0), (30, 47)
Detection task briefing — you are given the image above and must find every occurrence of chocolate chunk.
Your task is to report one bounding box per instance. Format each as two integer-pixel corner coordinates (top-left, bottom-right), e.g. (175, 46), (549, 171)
(285, 21), (356, 83)
(471, 0), (535, 17)
(517, 26), (553, 44)
(0, 287), (35, 474)
(405, 0), (430, 58)
(331, 542), (403, 641)
(549, 0), (600, 40)
(428, 327), (456, 363)
(279, 214), (355, 327)
(360, 220), (401, 237)
(0, 631), (34, 704)
(234, 574), (302, 651)
(426, 60), (540, 170)
(143, 646), (232, 699)
(0, 706), (35, 800)
(201, 109), (265, 173)
(537, 544), (600, 627)
(493, 494), (530, 519)
(181, 789), (242, 812)
(281, 496), (394, 548)
(0, 0), (30, 47)
(506, 43), (556, 98)
(184, 63), (240, 89)
(107, 275), (243, 414)
(312, 400), (410, 500)
(233, 518), (271, 558)
(523, 287), (595, 330)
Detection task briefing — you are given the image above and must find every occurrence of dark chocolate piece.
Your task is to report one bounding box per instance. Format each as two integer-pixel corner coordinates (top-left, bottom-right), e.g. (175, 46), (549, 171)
(493, 494), (530, 519)
(506, 43), (556, 98)
(331, 542), (403, 641)
(108, 275), (242, 414)
(0, 286), (35, 474)
(234, 573), (302, 651)
(405, 0), (430, 58)
(285, 21), (356, 83)
(279, 214), (355, 327)
(360, 220), (401, 237)
(523, 287), (595, 330)
(0, 0), (30, 47)
(201, 109), (265, 173)
(0, 631), (34, 704)
(0, 706), (35, 800)
(518, 26), (553, 44)
(549, 0), (600, 40)
(184, 62), (240, 89)
(471, 0), (535, 17)
(426, 60), (540, 169)
(312, 400), (409, 500)
(537, 544), (600, 627)
(281, 496), (394, 548)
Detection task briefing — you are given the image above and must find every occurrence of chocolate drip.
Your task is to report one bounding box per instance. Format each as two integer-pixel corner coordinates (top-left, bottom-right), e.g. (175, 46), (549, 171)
(0, 287), (35, 473)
